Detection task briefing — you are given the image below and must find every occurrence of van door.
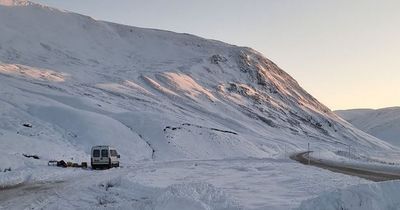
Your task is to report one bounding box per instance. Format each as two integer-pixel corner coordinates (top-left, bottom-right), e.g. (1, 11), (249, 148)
(93, 149), (100, 162)
(101, 149), (109, 162)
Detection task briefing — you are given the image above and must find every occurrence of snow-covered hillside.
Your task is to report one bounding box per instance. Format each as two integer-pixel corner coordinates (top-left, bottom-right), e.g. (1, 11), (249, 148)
(336, 107), (400, 147)
(2, 1), (400, 209)
(0, 0), (395, 168)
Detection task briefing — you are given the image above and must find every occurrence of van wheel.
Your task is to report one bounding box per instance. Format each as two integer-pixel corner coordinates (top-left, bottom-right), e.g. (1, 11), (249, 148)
(116, 163), (119, 168)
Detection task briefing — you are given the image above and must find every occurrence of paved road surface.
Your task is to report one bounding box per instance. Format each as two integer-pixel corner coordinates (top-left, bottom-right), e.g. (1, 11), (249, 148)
(291, 152), (400, 182)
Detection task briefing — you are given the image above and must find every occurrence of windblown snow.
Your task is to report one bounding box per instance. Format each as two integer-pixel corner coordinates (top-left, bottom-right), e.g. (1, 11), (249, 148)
(0, 1), (399, 209)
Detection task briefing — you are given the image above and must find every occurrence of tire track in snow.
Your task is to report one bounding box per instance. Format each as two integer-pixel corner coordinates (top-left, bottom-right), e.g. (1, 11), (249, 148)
(0, 181), (65, 209)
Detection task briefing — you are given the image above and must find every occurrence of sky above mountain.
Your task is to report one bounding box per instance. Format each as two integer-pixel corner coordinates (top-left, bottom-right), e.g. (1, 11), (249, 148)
(31, 0), (400, 110)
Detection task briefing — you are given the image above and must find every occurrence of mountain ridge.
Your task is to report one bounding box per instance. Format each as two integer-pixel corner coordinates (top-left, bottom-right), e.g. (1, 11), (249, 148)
(336, 107), (400, 147)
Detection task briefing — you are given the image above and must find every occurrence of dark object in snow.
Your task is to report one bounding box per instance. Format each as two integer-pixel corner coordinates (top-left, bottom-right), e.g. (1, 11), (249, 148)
(23, 123), (32, 128)
(3, 167), (11, 172)
(57, 160), (68, 168)
(209, 128), (238, 135)
(23, 154), (40, 159)
(49, 160), (88, 168)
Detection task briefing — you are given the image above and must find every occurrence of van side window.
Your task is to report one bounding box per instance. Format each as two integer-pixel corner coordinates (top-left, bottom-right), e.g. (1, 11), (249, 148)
(93, 149), (100, 157)
(101, 149), (108, 157)
(110, 150), (117, 157)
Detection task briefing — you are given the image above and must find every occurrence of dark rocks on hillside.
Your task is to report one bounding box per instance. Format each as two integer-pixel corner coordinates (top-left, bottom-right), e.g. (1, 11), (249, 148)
(23, 154), (40, 159)
(2, 168), (11, 173)
(210, 54), (227, 64)
(23, 123), (32, 128)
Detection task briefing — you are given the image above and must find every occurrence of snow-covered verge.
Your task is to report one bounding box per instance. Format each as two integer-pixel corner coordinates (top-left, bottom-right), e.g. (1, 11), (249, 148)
(335, 107), (400, 147)
(296, 181), (400, 210)
(26, 177), (241, 210)
(0, 166), (74, 189)
(0, 158), (370, 210)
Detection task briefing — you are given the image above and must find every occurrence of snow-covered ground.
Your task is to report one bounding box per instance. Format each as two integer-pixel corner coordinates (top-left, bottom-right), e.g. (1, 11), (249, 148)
(0, 158), (371, 210)
(336, 107), (400, 147)
(1, 0), (400, 209)
(296, 180), (400, 210)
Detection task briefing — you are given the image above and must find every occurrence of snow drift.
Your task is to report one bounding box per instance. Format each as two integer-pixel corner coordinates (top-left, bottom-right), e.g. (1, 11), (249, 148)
(296, 181), (400, 210)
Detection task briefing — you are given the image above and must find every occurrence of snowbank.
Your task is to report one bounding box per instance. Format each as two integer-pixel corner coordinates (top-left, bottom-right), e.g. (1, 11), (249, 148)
(0, 166), (86, 189)
(155, 182), (241, 210)
(37, 175), (242, 210)
(28, 104), (152, 161)
(296, 181), (400, 210)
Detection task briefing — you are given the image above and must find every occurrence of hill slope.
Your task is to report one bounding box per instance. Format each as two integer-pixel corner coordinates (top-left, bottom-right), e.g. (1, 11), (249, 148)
(336, 107), (400, 147)
(0, 0), (395, 169)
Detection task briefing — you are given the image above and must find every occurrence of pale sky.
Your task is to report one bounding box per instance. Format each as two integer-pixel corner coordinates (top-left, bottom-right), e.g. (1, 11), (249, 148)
(33, 0), (400, 110)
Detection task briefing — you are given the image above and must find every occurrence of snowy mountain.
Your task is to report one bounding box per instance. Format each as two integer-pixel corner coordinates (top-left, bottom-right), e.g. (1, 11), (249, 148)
(336, 107), (400, 147)
(0, 0), (395, 169)
(4, 1), (400, 209)
(0, 0), (32, 6)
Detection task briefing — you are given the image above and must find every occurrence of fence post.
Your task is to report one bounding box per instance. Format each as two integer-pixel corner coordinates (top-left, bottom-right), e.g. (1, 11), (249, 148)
(308, 142), (310, 165)
(348, 145), (351, 158)
(284, 144), (286, 159)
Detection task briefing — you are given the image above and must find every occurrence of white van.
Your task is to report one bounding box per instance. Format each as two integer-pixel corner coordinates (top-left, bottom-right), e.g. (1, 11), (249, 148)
(91, 145), (120, 169)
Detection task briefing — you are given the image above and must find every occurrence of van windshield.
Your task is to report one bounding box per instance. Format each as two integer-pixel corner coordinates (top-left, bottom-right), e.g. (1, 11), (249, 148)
(93, 150), (100, 157)
(101, 149), (108, 157)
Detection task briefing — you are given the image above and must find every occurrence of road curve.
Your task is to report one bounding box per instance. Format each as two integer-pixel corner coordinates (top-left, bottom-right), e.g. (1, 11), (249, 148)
(290, 152), (400, 182)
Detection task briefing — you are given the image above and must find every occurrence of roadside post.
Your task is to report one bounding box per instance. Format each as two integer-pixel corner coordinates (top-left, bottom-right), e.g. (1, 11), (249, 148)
(348, 145), (351, 158)
(284, 144), (287, 159)
(307, 143), (310, 165)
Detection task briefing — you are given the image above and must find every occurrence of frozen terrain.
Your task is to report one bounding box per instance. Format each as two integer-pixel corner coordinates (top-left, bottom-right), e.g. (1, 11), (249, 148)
(336, 107), (400, 147)
(0, 158), (371, 210)
(296, 180), (400, 210)
(1, 0), (400, 209)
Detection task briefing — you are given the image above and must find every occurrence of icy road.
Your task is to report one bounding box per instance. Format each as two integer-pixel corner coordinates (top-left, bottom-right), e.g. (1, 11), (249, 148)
(291, 152), (400, 182)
